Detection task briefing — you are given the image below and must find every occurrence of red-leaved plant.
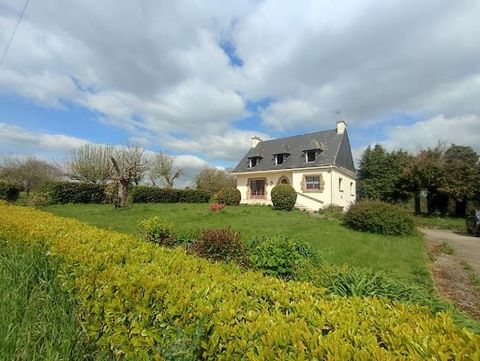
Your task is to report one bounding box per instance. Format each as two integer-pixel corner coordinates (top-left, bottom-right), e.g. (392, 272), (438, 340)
(209, 203), (225, 212)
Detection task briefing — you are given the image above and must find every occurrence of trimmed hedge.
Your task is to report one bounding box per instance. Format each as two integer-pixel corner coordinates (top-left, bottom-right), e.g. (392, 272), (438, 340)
(271, 184), (297, 211)
(344, 200), (416, 236)
(0, 181), (20, 203)
(130, 186), (211, 203)
(213, 187), (241, 206)
(0, 204), (478, 359)
(43, 181), (107, 204)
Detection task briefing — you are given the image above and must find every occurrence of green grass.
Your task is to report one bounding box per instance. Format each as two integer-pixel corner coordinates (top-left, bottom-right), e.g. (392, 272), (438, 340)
(415, 215), (466, 232)
(45, 203), (431, 288)
(0, 238), (111, 361)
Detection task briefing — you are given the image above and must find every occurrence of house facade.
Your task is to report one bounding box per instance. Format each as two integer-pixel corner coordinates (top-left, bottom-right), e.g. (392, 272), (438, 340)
(232, 121), (356, 212)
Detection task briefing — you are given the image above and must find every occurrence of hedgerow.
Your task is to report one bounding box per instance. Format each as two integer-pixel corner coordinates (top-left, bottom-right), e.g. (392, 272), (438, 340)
(130, 186), (211, 203)
(0, 181), (20, 203)
(0, 203), (478, 360)
(43, 181), (107, 204)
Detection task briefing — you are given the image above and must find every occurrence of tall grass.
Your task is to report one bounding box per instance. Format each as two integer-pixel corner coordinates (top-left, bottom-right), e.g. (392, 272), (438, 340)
(0, 239), (111, 361)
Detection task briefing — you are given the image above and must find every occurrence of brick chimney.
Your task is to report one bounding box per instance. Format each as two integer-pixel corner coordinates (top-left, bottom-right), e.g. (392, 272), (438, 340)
(251, 136), (263, 148)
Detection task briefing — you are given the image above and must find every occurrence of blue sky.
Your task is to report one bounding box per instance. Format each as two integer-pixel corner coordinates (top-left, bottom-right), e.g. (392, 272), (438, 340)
(1, 0), (480, 185)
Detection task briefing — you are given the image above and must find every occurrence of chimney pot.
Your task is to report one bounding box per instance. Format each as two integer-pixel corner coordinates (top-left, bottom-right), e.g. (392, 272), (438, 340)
(251, 136), (263, 148)
(336, 121), (347, 134)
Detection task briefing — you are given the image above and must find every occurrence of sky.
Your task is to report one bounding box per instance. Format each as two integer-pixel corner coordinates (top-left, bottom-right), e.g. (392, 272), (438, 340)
(1, 0), (480, 186)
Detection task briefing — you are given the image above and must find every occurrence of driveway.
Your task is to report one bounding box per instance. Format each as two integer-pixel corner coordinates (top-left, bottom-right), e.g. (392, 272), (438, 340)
(421, 228), (480, 275)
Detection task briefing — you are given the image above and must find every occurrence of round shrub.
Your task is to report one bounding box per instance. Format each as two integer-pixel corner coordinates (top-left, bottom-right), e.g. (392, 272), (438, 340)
(138, 217), (176, 247)
(0, 181), (20, 203)
(271, 184), (297, 211)
(344, 200), (416, 236)
(213, 187), (241, 206)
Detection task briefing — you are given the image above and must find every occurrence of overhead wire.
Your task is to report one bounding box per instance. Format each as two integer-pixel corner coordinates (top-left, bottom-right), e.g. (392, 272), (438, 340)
(0, 0), (30, 66)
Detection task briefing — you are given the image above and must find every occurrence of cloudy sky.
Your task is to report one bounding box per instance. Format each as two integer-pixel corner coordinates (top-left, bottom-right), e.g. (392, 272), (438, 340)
(1, 0), (479, 185)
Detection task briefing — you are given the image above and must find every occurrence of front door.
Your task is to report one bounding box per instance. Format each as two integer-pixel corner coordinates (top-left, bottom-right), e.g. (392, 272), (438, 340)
(250, 179), (265, 199)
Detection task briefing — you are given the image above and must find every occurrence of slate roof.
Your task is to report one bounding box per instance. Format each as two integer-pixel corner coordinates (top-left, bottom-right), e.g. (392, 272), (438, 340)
(232, 128), (355, 174)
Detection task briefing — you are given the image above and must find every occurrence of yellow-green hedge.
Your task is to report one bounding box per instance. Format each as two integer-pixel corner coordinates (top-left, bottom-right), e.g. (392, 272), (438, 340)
(0, 203), (478, 360)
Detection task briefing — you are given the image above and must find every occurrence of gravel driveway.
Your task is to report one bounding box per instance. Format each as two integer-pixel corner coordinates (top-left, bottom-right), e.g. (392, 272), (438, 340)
(421, 228), (480, 275)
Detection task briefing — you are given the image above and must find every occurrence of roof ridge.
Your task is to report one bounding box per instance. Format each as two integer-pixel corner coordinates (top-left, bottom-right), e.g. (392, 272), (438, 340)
(257, 128), (337, 145)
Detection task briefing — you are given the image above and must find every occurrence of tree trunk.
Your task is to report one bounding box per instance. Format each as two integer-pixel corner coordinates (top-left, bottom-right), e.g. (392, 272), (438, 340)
(117, 180), (129, 208)
(426, 192), (435, 215)
(414, 192), (421, 215)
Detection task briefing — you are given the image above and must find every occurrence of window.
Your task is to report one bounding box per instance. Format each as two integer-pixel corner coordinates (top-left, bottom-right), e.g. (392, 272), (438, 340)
(305, 176), (320, 190)
(248, 157), (260, 168)
(305, 150), (316, 162)
(338, 177), (343, 191)
(275, 153), (284, 165)
(249, 179), (265, 198)
(350, 182), (354, 195)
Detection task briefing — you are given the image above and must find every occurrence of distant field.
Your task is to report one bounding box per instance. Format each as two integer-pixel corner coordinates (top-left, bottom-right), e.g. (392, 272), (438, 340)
(45, 203), (431, 287)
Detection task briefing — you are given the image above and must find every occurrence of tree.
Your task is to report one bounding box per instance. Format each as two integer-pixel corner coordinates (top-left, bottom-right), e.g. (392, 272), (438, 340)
(401, 145), (447, 215)
(148, 153), (183, 188)
(195, 167), (236, 194)
(109, 146), (148, 208)
(441, 145), (480, 216)
(0, 155), (62, 196)
(66, 144), (113, 184)
(357, 145), (411, 203)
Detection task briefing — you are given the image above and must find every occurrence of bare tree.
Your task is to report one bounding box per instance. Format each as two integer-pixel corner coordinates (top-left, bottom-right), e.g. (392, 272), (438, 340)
(195, 167), (236, 194)
(109, 145), (148, 207)
(0, 155), (62, 196)
(148, 153), (183, 188)
(66, 144), (113, 184)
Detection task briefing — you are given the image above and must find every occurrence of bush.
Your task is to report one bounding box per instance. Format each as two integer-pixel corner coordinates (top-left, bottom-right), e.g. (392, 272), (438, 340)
(43, 181), (107, 204)
(138, 217), (176, 247)
(213, 187), (241, 206)
(130, 186), (211, 204)
(187, 227), (248, 266)
(344, 200), (416, 236)
(246, 235), (321, 280)
(0, 181), (20, 203)
(209, 203), (225, 212)
(1, 204), (478, 359)
(271, 184), (297, 211)
(27, 193), (51, 207)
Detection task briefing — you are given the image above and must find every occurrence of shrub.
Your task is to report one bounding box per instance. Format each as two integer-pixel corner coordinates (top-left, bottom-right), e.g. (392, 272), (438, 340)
(0, 181), (20, 203)
(1, 204), (479, 359)
(271, 184), (297, 211)
(344, 200), (416, 236)
(130, 186), (211, 204)
(318, 204), (344, 220)
(27, 193), (51, 207)
(187, 227), (248, 266)
(43, 181), (107, 204)
(213, 187), (241, 206)
(246, 235), (321, 280)
(209, 203), (225, 212)
(138, 217), (176, 247)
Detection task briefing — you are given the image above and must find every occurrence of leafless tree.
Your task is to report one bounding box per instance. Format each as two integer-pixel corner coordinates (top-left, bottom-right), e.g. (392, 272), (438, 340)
(109, 145), (148, 207)
(195, 167), (236, 194)
(0, 155), (62, 196)
(148, 153), (183, 188)
(66, 144), (113, 184)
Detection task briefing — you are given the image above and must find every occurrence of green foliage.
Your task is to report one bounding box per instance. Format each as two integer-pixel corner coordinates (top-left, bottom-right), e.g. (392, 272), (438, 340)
(27, 192), (51, 207)
(44, 181), (107, 204)
(246, 235), (321, 280)
(271, 184), (297, 211)
(358, 145), (411, 203)
(344, 200), (416, 236)
(213, 187), (241, 205)
(0, 239), (110, 360)
(138, 217), (176, 246)
(0, 181), (20, 202)
(415, 215), (466, 232)
(188, 227), (248, 266)
(318, 204), (344, 220)
(1, 205), (479, 359)
(130, 185), (211, 203)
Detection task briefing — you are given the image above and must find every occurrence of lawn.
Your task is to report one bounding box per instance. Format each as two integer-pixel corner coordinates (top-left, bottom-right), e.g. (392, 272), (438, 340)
(45, 203), (431, 287)
(415, 214), (466, 232)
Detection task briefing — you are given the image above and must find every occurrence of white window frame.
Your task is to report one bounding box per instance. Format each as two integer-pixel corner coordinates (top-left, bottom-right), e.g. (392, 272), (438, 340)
(338, 177), (343, 192)
(275, 153), (285, 165)
(305, 150), (316, 163)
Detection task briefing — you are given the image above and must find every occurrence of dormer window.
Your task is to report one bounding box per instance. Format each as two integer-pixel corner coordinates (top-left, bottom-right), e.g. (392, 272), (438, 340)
(248, 157), (261, 168)
(274, 153), (288, 165)
(305, 150), (316, 162)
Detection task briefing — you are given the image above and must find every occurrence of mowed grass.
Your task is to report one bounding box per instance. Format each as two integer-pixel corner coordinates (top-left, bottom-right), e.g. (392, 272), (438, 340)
(415, 215), (466, 232)
(45, 203), (431, 287)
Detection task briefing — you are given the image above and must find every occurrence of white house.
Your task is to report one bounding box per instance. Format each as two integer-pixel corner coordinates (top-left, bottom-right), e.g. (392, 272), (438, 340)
(232, 121), (356, 212)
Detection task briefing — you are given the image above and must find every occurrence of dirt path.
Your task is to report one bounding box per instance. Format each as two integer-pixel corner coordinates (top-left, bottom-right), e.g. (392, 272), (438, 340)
(421, 228), (480, 320)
